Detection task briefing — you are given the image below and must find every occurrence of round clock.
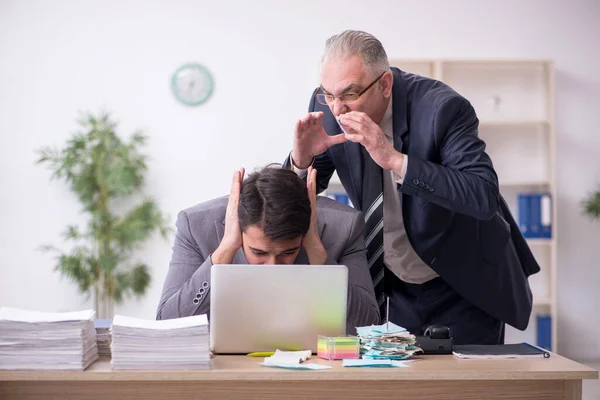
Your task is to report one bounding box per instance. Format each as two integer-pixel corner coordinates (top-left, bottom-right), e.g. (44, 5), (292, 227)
(171, 63), (214, 106)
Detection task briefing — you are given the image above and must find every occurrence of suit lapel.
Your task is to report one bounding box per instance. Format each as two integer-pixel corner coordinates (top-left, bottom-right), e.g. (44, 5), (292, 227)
(215, 221), (247, 264)
(391, 67), (409, 153)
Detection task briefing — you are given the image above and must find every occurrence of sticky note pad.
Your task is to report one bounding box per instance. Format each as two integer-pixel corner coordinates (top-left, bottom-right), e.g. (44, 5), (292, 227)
(317, 335), (360, 360)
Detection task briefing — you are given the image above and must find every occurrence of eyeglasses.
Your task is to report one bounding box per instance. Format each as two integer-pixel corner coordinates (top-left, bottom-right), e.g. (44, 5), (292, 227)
(315, 71), (386, 106)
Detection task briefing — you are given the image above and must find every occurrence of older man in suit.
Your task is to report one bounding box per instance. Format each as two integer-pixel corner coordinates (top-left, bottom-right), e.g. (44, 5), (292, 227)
(156, 166), (380, 334)
(285, 30), (540, 345)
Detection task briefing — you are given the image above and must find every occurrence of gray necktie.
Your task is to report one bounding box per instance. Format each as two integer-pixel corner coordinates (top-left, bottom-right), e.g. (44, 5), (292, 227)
(361, 147), (385, 320)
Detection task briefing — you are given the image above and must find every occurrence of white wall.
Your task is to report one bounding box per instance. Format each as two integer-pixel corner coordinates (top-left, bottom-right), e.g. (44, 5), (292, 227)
(1, 0), (599, 360)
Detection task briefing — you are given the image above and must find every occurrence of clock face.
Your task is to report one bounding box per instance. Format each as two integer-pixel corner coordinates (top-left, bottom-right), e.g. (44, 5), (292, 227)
(171, 63), (214, 106)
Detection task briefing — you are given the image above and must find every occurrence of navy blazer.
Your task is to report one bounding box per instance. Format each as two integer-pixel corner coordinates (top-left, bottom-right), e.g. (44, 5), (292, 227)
(285, 67), (540, 330)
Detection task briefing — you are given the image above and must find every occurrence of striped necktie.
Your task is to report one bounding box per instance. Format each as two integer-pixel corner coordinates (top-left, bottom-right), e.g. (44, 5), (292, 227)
(361, 148), (386, 320)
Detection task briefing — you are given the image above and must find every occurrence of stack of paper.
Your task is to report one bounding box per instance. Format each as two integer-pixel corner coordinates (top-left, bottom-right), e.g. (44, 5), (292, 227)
(94, 319), (112, 357)
(110, 314), (210, 370)
(356, 322), (423, 360)
(0, 307), (99, 370)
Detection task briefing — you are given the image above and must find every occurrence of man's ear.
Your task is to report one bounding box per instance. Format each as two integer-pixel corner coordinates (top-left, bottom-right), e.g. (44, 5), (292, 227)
(381, 71), (393, 98)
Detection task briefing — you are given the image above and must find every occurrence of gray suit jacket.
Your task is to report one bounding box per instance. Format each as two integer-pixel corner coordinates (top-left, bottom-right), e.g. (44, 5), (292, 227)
(156, 195), (380, 334)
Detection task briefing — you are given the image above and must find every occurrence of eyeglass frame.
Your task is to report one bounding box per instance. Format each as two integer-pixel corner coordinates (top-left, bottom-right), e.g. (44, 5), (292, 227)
(315, 71), (387, 106)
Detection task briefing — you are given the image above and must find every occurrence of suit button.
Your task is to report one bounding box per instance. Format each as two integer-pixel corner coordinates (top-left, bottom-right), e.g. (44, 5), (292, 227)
(429, 187), (435, 192)
(193, 298), (200, 305)
(413, 179), (419, 185)
(419, 182), (425, 188)
(424, 184), (430, 190)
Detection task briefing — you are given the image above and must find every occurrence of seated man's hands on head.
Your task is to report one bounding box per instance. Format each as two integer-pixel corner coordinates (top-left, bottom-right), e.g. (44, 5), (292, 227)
(211, 168), (244, 265)
(302, 166), (328, 265)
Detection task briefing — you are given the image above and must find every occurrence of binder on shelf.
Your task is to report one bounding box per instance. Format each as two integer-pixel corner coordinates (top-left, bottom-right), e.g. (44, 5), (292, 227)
(536, 314), (552, 351)
(517, 194), (531, 237)
(518, 193), (552, 239)
(334, 193), (349, 205)
(540, 193), (552, 238)
(529, 194), (541, 237)
(328, 192), (353, 208)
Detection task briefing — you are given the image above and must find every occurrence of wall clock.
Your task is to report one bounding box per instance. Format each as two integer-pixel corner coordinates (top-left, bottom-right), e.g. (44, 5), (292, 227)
(171, 63), (214, 106)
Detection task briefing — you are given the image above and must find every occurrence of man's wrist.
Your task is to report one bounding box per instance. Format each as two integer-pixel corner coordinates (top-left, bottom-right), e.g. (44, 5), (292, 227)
(212, 243), (238, 265)
(391, 152), (406, 179)
(291, 151), (314, 170)
(303, 235), (327, 264)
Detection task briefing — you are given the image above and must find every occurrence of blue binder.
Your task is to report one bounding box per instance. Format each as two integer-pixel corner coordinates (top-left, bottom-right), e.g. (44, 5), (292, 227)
(536, 314), (552, 351)
(529, 194), (541, 238)
(518, 194), (531, 237)
(540, 193), (552, 238)
(333, 193), (350, 206)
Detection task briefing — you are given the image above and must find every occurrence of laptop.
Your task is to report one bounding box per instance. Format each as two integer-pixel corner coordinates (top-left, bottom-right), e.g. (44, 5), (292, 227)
(209, 264), (348, 354)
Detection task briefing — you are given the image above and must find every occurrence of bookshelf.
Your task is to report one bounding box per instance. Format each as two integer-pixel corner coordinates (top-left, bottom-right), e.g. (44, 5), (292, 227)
(323, 59), (557, 351)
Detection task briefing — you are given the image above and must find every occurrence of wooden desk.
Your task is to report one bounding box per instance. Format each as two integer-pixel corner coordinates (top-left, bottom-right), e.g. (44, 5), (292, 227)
(0, 355), (597, 400)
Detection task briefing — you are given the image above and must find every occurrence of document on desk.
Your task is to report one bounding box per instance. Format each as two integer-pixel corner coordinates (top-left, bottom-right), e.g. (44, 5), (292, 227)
(342, 359), (410, 368)
(0, 307), (98, 370)
(260, 349), (332, 370)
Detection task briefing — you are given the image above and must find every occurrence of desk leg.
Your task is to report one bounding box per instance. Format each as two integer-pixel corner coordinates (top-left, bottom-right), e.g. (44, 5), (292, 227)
(565, 380), (582, 400)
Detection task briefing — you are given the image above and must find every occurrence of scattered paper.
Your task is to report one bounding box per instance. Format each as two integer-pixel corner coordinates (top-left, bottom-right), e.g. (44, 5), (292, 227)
(356, 322), (423, 360)
(260, 362), (332, 370)
(260, 349), (330, 370)
(342, 359), (410, 368)
(263, 349), (312, 365)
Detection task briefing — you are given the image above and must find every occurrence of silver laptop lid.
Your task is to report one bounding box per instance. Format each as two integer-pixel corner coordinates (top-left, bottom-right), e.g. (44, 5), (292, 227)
(209, 264), (348, 354)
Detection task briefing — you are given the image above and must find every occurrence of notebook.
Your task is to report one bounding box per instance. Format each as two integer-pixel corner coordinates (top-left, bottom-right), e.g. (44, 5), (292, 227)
(453, 343), (550, 359)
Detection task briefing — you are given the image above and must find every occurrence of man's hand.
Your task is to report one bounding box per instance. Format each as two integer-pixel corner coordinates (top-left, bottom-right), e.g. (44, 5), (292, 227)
(212, 168), (244, 265)
(339, 112), (405, 174)
(291, 112), (347, 169)
(302, 166), (327, 265)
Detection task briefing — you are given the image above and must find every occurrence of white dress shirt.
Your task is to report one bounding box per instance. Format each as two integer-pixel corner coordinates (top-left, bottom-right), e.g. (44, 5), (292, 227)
(379, 99), (438, 284)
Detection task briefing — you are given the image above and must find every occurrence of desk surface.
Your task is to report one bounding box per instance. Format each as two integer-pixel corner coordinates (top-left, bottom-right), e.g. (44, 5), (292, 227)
(0, 354), (597, 382)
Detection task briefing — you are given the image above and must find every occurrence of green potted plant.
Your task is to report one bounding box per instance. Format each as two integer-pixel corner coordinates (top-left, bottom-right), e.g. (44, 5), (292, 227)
(37, 112), (171, 318)
(583, 187), (600, 220)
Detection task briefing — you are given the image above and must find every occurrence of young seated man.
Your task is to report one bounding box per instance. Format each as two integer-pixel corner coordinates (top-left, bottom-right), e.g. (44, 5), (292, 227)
(156, 165), (380, 333)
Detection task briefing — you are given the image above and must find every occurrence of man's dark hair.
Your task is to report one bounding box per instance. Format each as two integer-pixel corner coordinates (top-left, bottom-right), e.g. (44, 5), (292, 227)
(238, 166), (311, 241)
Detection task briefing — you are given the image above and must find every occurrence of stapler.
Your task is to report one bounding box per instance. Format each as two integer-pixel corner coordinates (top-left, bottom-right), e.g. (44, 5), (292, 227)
(415, 324), (453, 354)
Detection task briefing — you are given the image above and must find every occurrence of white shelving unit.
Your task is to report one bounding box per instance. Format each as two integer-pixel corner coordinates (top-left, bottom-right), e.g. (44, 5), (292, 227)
(325, 59), (558, 351)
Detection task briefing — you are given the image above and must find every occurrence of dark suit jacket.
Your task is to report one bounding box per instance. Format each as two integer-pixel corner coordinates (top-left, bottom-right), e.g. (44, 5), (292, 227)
(285, 67), (540, 330)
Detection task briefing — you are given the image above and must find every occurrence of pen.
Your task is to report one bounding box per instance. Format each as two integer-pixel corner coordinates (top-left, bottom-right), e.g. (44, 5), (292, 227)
(523, 342), (551, 358)
(247, 351), (275, 357)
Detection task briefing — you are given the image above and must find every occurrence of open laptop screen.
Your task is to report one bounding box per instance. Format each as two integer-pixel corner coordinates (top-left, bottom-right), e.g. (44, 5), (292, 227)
(209, 264), (348, 354)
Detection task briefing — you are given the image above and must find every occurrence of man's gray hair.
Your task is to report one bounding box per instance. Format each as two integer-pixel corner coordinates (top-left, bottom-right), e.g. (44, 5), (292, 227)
(322, 30), (390, 78)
